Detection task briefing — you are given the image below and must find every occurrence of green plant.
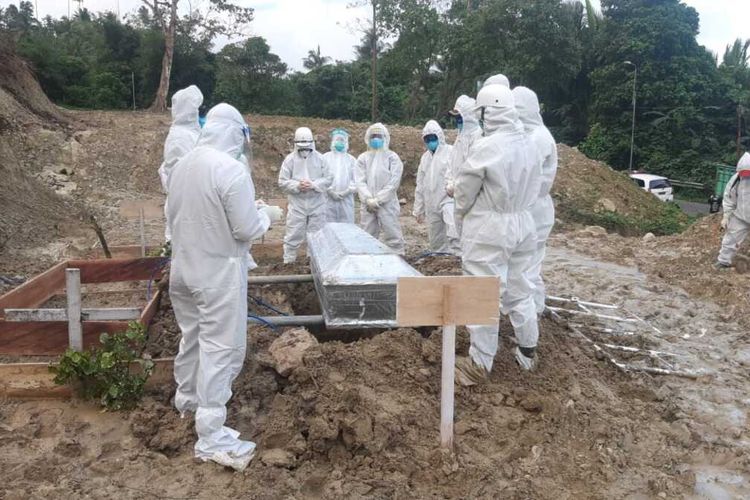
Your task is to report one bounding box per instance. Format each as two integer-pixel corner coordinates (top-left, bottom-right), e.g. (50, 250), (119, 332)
(50, 322), (154, 410)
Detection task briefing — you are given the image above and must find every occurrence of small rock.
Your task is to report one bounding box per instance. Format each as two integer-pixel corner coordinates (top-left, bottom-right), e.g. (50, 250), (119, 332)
(642, 232), (656, 241)
(580, 225), (607, 238)
(260, 448), (295, 468)
(596, 197), (617, 212)
(519, 396), (544, 413)
(268, 327), (318, 376)
(399, 198), (407, 205)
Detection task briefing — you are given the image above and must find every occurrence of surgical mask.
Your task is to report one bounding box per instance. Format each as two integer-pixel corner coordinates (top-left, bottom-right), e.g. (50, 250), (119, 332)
(426, 139), (439, 152)
(455, 116), (463, 131)
(369, 137), (384, 150)
(334, 141), (346, 152)
(198, 115), (206, 128)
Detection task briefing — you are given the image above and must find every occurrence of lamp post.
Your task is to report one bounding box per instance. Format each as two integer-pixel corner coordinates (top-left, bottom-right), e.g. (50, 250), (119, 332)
(624, 61), (637, 173)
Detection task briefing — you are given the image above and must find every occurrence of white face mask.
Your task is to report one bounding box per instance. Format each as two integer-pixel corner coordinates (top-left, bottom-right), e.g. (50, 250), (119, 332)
(299, 149), (311, 159)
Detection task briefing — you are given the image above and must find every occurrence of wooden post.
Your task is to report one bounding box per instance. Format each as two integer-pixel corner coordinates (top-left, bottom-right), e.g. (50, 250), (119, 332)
(139, 207), (146, 258)
(65, 269), (83, 351)
(440, 285), (456, 449)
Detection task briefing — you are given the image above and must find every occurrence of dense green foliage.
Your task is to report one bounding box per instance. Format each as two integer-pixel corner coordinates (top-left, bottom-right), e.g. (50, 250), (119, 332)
(1, 0), (748, 183)
(50, 323), (154, 411)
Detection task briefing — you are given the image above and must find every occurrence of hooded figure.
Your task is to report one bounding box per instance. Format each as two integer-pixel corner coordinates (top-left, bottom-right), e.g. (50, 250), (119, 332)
(278, 127), (333, 263)
(323, 128), (357, 223)
(513, 86), (558, 313)
(168, 103), (277, 471)
(446, 95), (483, 236)
(717, 152), (750, 268)
(414, 120), (459, 254)
(453, 84), (542, 384)
(158, 85), (203, 241)
(354, 123), (406, 254)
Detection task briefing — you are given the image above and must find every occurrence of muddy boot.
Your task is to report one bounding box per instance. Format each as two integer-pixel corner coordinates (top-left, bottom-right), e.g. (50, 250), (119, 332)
(455, 356), (488, 387)
(713, 261), (731, 270)
(514, 346), (537, 372)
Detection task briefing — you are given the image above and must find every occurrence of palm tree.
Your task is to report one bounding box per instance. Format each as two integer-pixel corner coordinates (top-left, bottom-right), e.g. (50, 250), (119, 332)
(302, 45), (331, 70)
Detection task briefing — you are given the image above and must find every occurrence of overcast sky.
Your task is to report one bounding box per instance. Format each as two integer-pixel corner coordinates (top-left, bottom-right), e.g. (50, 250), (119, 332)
(4, 0), (749, 70)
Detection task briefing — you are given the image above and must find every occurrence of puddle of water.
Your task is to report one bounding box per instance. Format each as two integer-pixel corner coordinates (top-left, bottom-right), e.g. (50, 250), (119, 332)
(691, 466), (749, 500)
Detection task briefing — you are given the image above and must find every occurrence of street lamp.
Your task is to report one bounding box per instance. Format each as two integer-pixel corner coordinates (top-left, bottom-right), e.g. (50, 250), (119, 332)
(624, 61), (637, 173)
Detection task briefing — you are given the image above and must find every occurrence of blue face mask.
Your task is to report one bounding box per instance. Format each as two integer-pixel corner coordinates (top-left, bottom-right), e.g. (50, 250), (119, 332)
(455, 116), (463, 131)
(370, 137), (384, 150)
(334, 141), (346, 152)
(426, 139), (439, 152)
(198, 115), (206, 128)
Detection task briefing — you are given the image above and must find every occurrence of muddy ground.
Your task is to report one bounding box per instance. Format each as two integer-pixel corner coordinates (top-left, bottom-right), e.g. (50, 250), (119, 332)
(1, 108), (749, 498)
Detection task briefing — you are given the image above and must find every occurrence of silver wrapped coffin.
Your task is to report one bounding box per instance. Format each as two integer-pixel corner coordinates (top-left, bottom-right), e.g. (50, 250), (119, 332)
(307, 223), (422, 328)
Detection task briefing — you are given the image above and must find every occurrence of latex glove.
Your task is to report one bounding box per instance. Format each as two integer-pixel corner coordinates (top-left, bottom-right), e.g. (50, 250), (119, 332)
(446, 183), (454, 197)
(255, 199), (267, 208)
(328, 190), (342, 201)
(416, 214), (425, 224)
(366, 198), (380, 213)
(299, 179), (312, 192)
(261, 205), (284, 223)
(721, 214), (730, 230)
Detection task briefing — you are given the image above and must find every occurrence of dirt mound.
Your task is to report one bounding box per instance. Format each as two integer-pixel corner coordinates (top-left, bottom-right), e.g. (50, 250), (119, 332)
(0, 37), (86, 274)
(554, 144), (689, 235)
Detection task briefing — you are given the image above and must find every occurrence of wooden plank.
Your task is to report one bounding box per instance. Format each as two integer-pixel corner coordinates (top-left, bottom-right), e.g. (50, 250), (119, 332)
(5, 308), (143, 322)
(68, 257), (167, 284)
(396, 276), (501, 327)
(0, 321), (129, 355)
(0, 261), (67, 316)
(89, 246), (157, 259)
(139, 290), (162, 328)
(0, 357), (175, 399)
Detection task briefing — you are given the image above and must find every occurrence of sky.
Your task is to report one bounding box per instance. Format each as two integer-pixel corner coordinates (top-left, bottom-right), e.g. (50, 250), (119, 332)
(3, 0), (750, 70)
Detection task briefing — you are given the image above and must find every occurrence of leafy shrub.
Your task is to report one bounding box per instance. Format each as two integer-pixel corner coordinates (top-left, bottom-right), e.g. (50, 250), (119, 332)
(50, 322), (154, 410)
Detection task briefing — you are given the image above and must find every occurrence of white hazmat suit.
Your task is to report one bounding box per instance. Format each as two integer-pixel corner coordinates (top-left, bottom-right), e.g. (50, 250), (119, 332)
(278, 127), (333, 263)
(513, 86), (558, 313)
(718, 152), (750, 266)
(413, 120), (459, 254)
(446, 95), (483, 237)
(454, 85), (542, 378)
(355, 123), (406, 254)
(168, 103), (272, 470)
(323, 129), (357, 223)
(159, 85), (203, 241)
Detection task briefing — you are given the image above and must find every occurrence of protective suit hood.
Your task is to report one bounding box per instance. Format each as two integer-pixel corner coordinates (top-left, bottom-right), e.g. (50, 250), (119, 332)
(737, 152), (750, 172)
(170, 85), (203, 127)
(513, 86), (544, 130)
(454, 95), (480, 134)
(422, 120), (446, 145)
(365, 122), (391, 150)
(483, 73), (510, 88)
(198, 103), (247, 159)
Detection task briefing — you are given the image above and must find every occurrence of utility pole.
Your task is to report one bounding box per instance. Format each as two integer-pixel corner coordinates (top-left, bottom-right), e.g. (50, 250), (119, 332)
(624, 61), (637, 173)
(370, 0), (378, 122)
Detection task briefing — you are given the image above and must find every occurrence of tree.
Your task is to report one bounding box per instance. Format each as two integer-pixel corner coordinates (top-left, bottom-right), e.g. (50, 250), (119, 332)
(302, 45), (331, 70)
(142, 0), (253, 112)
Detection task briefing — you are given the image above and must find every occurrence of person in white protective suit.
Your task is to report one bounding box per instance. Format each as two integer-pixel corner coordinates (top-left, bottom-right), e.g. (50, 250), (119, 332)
(716, 152), (750, 269)
(158, 85), (203, 242)
(413, 120), (460, 254)
(278, 127), (333, 263)
(513, 86), (558, 313)
(323, 128), (357, 223)
(167, 103), (283, 471)
(453, 84), (542, 384)
(355, 123), (406, 254)
(483, 73), (510, 88)
(446, 95), (483, 236)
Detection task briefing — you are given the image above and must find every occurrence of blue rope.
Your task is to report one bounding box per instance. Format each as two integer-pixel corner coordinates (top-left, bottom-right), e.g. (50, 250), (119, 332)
(248, 314), (278, 330)
(250, 295), (290, 316)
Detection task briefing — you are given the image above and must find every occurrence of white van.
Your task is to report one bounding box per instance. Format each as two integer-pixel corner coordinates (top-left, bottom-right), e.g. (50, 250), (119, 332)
(630, 173), (674, 202)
